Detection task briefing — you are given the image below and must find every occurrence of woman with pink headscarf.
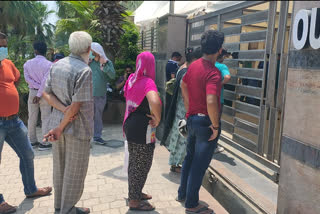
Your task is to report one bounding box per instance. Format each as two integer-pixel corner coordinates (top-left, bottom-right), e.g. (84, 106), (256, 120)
(123, 52), (162, 211)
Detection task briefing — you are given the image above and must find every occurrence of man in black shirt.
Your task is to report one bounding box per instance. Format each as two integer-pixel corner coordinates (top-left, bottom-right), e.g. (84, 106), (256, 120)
(166, 52), (182, 81)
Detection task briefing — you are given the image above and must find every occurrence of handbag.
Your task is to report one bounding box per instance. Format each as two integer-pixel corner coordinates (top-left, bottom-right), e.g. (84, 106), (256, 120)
(165, 78), (176, 95)
(178, 119), (188, 138)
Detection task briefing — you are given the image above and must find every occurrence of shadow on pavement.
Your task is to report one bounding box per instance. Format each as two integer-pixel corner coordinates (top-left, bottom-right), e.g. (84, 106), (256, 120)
(125, 211), (160, 214)
(161, 172), (180, 184)
(213, 152), (236, 166)
(17, 198), (35, 214)
(100, 166), (127, 181)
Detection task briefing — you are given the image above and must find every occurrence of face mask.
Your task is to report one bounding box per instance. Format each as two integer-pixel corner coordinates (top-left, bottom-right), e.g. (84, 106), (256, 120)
(89, 51), (95, 60)
(0, 47), (8, 61)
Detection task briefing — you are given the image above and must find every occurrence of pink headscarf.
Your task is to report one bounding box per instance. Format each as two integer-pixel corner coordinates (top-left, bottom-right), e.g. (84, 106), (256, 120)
(123, 52), (159, 130)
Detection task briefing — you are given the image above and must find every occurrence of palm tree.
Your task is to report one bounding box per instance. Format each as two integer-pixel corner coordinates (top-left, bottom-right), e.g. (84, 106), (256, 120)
(33, 2), (55, 45)
(0, 1), (35, 35)
(0, 1), (55, 52)
(55, 1), (100, 47)
(93, 1), (128, 61)
(120, 1), (143, 11)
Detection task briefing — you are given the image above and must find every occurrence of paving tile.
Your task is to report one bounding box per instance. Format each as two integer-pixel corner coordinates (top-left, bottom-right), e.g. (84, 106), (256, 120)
(0, 124), (227, 214)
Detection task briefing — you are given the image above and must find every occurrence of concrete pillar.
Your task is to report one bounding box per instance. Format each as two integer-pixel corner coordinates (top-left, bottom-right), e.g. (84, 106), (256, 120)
(154, 13), (187, 140)
(277, 1), (320, 214)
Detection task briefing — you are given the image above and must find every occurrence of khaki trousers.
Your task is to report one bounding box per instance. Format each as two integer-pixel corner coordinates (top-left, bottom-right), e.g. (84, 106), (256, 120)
(27, 89), (52, 144)
(52, 134), (90, 214)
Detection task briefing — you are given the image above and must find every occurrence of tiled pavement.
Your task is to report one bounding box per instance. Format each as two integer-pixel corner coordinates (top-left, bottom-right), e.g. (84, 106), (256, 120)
(0, 124), (227, 214)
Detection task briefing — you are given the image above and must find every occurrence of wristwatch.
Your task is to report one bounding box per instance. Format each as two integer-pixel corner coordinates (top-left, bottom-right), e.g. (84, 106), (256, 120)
(210, 125), (219, 130)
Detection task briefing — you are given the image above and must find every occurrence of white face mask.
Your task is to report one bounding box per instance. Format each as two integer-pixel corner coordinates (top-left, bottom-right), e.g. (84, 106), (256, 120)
(0, 47), (8, 61)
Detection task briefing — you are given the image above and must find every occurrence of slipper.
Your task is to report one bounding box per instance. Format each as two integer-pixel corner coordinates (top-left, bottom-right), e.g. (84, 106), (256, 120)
(186, 206), (214, 214)
(170, 165), (182, 173)
(141, 193), (152, 200)
(76, 207), (90, 214)
(26, 187), (52, 198)
(129, 201), (155, 211)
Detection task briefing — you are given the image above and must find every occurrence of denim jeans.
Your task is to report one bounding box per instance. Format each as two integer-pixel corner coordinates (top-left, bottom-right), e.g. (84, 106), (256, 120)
(0, 194), (4, 203)
(93, 96), (107, 140)
(178, 115), (220, 208)
(0, 117), (38, 195)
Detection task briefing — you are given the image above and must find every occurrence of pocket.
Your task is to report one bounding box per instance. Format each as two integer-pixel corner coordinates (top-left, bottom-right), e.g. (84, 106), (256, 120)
(195, 125), (212, 142)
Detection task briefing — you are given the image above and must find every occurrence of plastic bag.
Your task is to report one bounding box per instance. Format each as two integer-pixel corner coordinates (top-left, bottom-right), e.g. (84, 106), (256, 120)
(122, 140), (129, 176)
(148, 127), (156, 144)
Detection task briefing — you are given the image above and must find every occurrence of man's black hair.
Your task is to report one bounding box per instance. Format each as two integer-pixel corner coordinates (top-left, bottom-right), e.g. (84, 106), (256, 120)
(125, 65), (133, 70)
(217, 48), (229, 60)
(53, 52), (65, 61)
(193, 47), (202, 59)
(185, 47), (202, 63)
(33, 41), (47, 56)
(231, 52), (239, 59)
(171, 52), (182, 58)
(0, 32), (7, 40)
(200, 30), (224, 55)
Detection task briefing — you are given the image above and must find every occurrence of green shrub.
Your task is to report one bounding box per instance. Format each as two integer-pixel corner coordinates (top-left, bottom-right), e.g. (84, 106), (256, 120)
(109, 15), (141, 100)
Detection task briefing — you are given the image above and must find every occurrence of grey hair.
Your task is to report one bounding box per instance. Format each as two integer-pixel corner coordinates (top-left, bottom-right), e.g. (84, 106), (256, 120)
(68, 31), (92, 55)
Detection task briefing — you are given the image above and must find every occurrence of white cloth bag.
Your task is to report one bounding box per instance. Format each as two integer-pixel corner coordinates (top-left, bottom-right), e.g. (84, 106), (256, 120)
(122, 140), (129, 176)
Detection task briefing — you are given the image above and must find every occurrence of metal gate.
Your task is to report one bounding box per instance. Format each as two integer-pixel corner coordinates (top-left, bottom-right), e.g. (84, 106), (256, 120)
(187, 1), (292, 174)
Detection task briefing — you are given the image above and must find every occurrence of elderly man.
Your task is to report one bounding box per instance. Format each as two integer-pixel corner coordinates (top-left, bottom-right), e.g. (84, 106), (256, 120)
(24, 41), (53, 150)
(42, 31), (93, 214)
(0, 32), (52, 214)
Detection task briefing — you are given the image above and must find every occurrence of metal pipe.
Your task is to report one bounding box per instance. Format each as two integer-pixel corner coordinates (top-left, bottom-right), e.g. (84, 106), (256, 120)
(169, 1), (174, 14)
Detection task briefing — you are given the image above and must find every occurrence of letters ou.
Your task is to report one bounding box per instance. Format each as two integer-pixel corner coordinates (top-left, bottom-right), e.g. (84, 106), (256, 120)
(292, 8), (320, 50)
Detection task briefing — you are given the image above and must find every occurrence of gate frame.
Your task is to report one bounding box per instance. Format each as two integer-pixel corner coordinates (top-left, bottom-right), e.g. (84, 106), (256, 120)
(186, 1), (291, 177)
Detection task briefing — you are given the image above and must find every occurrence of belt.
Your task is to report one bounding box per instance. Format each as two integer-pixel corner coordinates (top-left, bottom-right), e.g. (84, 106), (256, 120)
(0, 114), (18, 121)
(197, 113), (206, 117)
(30, 88), (39, 90)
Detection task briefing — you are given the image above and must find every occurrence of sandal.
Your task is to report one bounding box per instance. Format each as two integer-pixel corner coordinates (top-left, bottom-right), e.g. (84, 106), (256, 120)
(76, 207), (90, 214)
(26, 187), (52, 198)
(129, 201), (155, 211)
(0, 202), (17, 214)
(186, 205), (214, 214)
(170, 165), (182, 173)
(141, 193), (152, 200)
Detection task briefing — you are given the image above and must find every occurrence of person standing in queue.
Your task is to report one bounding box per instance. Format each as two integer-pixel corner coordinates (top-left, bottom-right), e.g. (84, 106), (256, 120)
(177, 30), (224, 214)
(123, 52), (162, 211)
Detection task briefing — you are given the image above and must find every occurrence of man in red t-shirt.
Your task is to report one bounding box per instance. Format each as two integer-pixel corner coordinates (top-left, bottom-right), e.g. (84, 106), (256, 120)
(0, 32), (52, 214)
(177, 30), (224, 214)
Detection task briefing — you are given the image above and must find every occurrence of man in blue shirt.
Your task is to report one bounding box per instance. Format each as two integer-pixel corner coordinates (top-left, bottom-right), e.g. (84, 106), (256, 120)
(214, 49), (231, 153)
(166, 52), (181, 81)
